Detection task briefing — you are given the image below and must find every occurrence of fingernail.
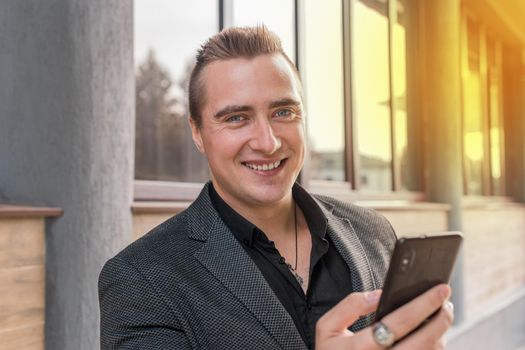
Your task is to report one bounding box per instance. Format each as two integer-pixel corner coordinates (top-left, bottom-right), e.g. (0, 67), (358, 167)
(439, 285), (450, 298)
(364, 290), (381, 303)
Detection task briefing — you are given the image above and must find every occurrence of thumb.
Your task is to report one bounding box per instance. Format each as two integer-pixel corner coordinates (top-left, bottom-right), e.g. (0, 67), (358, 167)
(316, 290), (382, 337)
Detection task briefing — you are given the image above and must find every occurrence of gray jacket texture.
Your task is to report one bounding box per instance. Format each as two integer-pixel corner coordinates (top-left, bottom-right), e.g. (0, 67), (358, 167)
(99, 182), (396, 349)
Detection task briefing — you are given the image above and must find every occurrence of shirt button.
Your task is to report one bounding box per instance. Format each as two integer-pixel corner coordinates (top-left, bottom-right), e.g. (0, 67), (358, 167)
(279, 257), (286, 264)
(243, 239), (249, 246)
(307, 303), (312, 310)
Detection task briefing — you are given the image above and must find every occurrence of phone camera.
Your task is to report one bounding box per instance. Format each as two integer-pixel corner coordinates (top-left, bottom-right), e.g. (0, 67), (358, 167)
(399, 257), (409, 272)
(399, 249), (416, 273)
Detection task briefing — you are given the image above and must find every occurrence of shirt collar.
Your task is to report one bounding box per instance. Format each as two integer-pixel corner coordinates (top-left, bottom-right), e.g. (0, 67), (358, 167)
(208, 182), (328, 246)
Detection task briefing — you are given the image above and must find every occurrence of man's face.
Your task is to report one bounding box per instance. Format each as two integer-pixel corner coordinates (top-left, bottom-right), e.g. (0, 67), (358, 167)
(190, 53), (306, 210)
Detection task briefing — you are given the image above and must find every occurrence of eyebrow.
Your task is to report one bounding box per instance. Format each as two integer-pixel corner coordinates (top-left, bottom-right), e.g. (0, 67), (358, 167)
(213, 105), (254, 119)
(213, 98), (301, 120)
(269, 98), (301, 109)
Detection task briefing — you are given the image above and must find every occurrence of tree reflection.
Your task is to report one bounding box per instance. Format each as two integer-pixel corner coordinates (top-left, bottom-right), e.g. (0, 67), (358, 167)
(135, 50), (209, 182)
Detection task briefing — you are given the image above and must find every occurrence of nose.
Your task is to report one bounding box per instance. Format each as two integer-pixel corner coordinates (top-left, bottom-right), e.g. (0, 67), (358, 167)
(249, 118), (282, 155)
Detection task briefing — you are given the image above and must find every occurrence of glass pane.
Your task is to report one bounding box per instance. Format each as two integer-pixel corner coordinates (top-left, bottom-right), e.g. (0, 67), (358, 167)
(303, 0), (345, 182)
(487, 38), (503, 195)
(393, 0), (409, 190)
(352, 0), (392, 191)
(134, 0), (217, 182)
(463, 74), (484, 195)
(232, 0), (296, 63)
(463, 18), (484, 195)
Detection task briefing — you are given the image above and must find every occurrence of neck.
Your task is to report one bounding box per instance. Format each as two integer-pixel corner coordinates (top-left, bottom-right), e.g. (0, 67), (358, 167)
(214, 186), (296, 239)
(248, 199), (296, 240)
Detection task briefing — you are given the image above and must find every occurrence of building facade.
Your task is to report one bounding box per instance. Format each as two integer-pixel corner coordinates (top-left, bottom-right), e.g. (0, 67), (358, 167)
(1, 0), (524, 349)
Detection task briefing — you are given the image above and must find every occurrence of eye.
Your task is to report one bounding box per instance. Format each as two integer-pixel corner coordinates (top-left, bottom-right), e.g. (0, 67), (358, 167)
(225, 114), (246, 123)
(274, 109), (295, 119)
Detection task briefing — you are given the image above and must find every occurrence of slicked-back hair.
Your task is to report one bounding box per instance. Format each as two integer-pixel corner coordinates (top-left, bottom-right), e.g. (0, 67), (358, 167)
(188, 25), (299, 128)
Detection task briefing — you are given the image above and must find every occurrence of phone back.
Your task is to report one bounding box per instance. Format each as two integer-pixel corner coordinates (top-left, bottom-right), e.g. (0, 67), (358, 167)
(375, 232), (463, 320)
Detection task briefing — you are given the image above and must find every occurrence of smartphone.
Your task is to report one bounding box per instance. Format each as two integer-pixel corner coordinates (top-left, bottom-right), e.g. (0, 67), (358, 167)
(375, 232), (463, 321)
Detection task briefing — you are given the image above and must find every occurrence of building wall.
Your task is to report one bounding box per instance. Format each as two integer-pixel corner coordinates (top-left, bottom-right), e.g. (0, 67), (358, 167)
(0, 0), (524, 349)
(462, 204), (525, 317)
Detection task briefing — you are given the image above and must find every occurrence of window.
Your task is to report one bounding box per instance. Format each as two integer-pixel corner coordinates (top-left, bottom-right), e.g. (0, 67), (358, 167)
(462, 17), (485, 195)
(351, 0), (392, 191)
(302, 0), (346, 182)
(486, 36), (505, 195)
(229, 0), (296, 62)
(134, 0), (217, 182)
(343, 0), (415, 192)
(133, 0), (420, 199)
(461, 15), (505, 196)
(392, 0), (410, 190)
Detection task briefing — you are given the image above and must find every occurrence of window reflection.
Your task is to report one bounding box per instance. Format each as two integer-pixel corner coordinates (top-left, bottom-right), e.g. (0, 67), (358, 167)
(134, 0), (217, 182)
(352, 0), (393, 191)
(303, 0), (345, 182)
(231, 0), (296, 62)
(393, 0), (409, 190)
(463, 18), (484, 195)
(487, 36), (504, 195)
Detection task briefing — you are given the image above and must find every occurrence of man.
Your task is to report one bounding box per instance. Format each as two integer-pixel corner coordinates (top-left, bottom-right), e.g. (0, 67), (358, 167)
(99, 26), (453, 349)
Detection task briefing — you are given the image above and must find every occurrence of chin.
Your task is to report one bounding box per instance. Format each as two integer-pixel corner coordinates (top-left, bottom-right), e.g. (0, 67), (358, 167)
(247, 184), (291, 205)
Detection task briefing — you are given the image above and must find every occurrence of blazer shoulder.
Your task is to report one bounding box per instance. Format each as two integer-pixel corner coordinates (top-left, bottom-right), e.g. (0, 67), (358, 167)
(110, 209), (193, 264)
(313, 194), (397, 241)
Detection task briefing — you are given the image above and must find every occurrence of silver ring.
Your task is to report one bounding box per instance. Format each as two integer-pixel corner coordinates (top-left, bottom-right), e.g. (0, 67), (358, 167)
(372, 322), (395, 348)
(447, 301), (454, 312)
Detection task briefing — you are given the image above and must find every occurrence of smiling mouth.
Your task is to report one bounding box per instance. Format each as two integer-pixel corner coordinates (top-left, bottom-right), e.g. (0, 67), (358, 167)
(242, 159), (286, 172)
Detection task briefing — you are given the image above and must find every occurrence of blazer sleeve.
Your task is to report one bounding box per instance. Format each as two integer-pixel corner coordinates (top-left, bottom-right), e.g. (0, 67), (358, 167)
(98, 256), (192, 350)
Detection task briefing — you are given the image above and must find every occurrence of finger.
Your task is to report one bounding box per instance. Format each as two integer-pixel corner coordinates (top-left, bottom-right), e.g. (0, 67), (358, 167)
(347, 324), (394, 350)
(380, 284), (450, 341)
(316, 290), (382, 340)
(394, 302), (454, 350)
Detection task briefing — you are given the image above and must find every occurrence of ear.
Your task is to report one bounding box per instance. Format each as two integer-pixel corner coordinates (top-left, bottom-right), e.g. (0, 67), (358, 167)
(189, 117), (205, 154)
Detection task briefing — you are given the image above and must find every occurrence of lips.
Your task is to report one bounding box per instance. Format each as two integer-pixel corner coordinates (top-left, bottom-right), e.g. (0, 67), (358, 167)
(242, 159), (285, 172)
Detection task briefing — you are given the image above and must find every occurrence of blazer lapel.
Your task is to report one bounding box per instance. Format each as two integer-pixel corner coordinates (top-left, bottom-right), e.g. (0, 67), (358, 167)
(315, 197), (377, 330)
(188, 184), (306, 349)
(327, 215), (376, 292)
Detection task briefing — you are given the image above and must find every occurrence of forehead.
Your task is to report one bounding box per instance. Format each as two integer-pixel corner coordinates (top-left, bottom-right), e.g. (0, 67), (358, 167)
(200, 54), (303, 114)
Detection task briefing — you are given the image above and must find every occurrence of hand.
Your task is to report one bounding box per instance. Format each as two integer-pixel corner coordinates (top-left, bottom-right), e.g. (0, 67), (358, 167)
(315, 284), (454, 349)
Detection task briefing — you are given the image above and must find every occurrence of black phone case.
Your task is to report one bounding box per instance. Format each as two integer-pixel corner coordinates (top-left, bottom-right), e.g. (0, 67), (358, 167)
(375, 232), (463, 321)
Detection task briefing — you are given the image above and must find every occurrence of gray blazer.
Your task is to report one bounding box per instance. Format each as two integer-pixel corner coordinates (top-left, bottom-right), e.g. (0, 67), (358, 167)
(99, 183), (396, 349)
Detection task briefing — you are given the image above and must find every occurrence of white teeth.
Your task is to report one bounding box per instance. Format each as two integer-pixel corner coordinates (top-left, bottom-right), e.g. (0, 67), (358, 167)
(245, 160), (282, 171)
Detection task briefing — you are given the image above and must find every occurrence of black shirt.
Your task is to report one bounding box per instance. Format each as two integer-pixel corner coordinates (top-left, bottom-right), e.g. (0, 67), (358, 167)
(209, 183), (354, 349)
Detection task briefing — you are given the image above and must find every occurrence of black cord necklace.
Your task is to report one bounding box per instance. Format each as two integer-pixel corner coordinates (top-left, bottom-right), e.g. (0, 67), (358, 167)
(286, 203), (304, 287)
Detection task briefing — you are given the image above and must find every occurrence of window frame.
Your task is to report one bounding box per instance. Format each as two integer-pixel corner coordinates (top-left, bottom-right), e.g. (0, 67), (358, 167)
(460, 9), (506, 197)
(134, 0), (427, 202)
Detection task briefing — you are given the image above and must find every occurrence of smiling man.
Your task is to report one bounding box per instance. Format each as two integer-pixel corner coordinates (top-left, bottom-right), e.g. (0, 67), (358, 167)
(99, 26), (454, 350)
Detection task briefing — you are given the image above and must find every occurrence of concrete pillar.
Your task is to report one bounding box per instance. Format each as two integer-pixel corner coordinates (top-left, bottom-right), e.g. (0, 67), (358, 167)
(0, 1), (134, 349)
(420, 0), (466, 323)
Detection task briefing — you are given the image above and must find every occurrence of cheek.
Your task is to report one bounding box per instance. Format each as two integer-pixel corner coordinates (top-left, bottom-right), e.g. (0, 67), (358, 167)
(285, 124), (306, 148)
(203, 132), (246, 160)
